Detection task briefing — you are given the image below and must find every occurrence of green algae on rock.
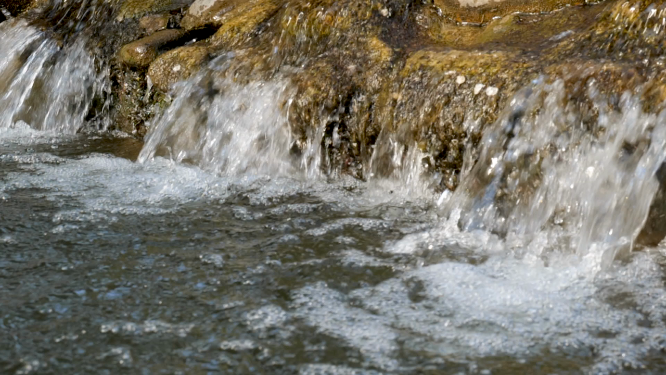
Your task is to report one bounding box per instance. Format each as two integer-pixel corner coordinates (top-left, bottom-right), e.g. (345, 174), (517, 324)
(431, 0), (591, 25)
(557, 0), (666, 64)
(208, 0), (282, 49)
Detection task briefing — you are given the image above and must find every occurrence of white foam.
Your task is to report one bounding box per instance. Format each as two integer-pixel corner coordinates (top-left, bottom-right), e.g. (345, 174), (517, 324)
(244, 304), (292, 339)
(292, 283), (400, 371)
(304, 218), (390, 236)
(0, 154), (234, 223)
(299, 364), (381, 375)
(293, 243), (666, 372)
(100, 320), (195, 337)
(0, 121), (61, 144)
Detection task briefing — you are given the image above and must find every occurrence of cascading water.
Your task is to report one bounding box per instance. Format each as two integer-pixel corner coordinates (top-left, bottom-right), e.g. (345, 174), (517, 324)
(0, 17), (109, 133)
(445, 76), (666, 268)
(2, 0), (666, 373)
(138, 60), (302, 177)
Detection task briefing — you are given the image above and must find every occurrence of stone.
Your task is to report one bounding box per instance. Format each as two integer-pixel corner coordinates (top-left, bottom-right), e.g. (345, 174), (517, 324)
(0, 0), (33, 16)
(638, 164), (666, 247)
(209, 0), (282, 49)
(118, 29), (188, 68)
(139, 14), (171, 34)
(182, 0), (279, 31)
(117, 0), (194, 21)
(180, 0), (228, 29)
(147, 44), (210, 92)
(104, 0), (666, 252)
(431, 0), (587, 25)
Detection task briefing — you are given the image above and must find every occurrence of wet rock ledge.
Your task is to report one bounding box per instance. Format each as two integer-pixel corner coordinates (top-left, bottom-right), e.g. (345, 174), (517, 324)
(8, 0), (666, 245)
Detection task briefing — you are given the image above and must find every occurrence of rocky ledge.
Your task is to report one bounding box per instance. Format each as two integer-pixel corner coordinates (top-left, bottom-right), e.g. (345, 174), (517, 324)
(7, 0), (666, 246)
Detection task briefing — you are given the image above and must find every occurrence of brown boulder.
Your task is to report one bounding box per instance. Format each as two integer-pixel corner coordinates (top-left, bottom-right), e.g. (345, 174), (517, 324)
(117, 0), (194, 21)
(147, 44), (210, 92)
(118, 29), (188, 68)
(431, 0), (588, 24)
(139, 14), (171, 34)
(182, 0), (280, 31)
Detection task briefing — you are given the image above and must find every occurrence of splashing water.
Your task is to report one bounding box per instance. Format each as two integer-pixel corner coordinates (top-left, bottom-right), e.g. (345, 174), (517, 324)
(280, 79), (666, 374)
(0, 18), (108, 133)
(443, 77), (666, 269)
(138, 62), (304, 177)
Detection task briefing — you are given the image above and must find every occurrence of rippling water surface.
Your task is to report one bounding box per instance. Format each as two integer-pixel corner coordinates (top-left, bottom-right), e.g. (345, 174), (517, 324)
(2, 124), (666, 374)
(2, 10), (666, 375)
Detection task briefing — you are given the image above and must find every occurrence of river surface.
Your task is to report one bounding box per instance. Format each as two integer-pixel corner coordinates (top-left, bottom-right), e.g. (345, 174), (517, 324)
(2, 115), (666, 375)
(2, 11), (666, 375)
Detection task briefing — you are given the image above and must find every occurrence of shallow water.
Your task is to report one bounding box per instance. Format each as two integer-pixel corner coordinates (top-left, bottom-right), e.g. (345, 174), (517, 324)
(2, 7), (666, 375)
(2, 123), (666, 374)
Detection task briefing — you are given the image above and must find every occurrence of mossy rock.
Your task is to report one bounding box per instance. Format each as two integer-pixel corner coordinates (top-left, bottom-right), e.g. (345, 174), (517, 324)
(117, 0), (194, 21)
(431, 0), (590, 24)
(209, 0), (282, 49)
(284, 34), (395, 177)
(402, 49), (529, 83)
(111, 68), (150, 135)
(555, 0), (666, 64)
(147, 44), (210, 92)
(418, 2), (606, 51)
(118, 29), (188, 68)
(0, 0), (34, 16)
(270, 0), (382, 58)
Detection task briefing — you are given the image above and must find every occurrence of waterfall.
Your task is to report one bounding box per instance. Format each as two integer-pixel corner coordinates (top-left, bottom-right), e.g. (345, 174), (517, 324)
(0, 3), (111, 134)
(138, 61), (305, 177)
(136, 61), (666, 271)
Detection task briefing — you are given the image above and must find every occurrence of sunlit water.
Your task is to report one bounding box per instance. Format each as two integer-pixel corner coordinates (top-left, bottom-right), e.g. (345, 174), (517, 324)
(2, 12), (666, 375)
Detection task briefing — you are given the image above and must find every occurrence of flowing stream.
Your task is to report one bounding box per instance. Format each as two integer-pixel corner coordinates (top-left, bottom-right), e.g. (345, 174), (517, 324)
(2, 7), (666, 375)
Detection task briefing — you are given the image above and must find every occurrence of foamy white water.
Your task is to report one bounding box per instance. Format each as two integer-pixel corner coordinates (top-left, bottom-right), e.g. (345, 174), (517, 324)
(449, 78), (666, 268)
(139, 62), (301, 177)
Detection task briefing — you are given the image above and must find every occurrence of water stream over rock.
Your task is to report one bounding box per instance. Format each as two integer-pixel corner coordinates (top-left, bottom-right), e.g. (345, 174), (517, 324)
(2, 0), (666, 373)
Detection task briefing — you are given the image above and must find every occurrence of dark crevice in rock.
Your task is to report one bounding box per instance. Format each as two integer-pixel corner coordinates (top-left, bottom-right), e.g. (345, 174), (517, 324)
(0, 0), (32, 17)
(637, 162), (666, 247)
